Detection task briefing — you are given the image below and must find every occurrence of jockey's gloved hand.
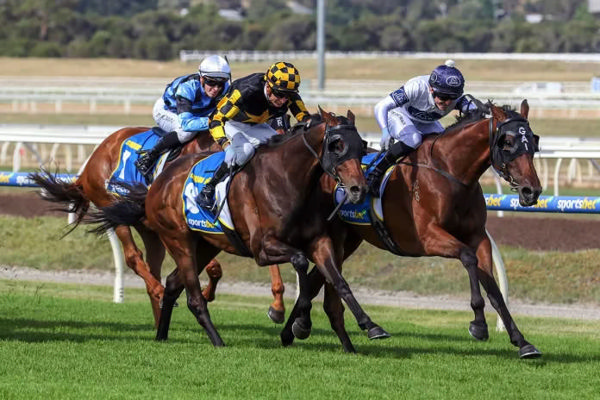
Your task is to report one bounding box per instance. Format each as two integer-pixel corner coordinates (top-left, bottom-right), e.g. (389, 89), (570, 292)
(380, 127), (393, 151)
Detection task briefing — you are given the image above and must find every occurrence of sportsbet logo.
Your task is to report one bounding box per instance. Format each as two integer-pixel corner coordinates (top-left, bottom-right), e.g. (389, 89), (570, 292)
(556, 197), (600, 212)
(485, 194), (504, 207)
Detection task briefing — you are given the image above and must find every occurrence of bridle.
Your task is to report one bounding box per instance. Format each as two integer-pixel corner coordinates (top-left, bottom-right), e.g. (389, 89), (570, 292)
(489, 113), (539, 189)
(301, 120), (366, 184)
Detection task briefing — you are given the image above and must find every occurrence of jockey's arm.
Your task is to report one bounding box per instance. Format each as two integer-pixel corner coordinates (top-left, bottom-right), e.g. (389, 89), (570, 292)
(374, 89), (407, 134)
(455, 94), (484, 114)
(288, 94), (310, 123)
(175, 96), (210, 132)
(208, 90), (242, 147)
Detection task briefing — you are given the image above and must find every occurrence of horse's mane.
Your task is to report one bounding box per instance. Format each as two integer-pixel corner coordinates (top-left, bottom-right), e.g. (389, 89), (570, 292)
(443, 101), (492, 134)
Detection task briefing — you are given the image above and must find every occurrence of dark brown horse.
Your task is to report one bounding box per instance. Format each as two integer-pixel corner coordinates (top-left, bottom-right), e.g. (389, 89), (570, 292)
(89, 108), (390, 347)
(29, 126), (223, 326)
(260, 100), (543, 357)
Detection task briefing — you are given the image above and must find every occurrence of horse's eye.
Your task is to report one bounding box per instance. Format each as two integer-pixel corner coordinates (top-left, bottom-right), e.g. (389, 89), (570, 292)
(328, 139), (346, 154)
(501, 136), (514, 151)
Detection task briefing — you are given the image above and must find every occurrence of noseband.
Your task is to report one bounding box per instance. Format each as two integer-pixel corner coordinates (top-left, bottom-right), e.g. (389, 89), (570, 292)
(301, 122), (366, 183)
(489, 114), (540, 188)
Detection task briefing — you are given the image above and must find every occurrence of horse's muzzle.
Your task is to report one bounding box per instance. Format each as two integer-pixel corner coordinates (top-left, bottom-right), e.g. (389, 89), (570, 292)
(347, 184), (367, 204)
(518, 185), (542, 207)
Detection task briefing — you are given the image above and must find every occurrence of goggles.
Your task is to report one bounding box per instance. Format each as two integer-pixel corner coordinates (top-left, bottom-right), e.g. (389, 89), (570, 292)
(433, 91), (459, 101)
(203, 77), (227, 87)
(271, 88), (292, 99)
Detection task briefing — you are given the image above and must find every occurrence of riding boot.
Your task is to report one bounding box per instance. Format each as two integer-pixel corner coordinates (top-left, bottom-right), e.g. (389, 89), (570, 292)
(197, 162), (230, 210)
(135, 131), (181, 178)
(367, 141), (414, 197)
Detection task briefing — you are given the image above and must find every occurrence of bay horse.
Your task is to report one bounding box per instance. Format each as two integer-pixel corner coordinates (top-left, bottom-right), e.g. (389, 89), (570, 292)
(262, 100), (543, 357)
(29, 126), (223, 327)
(89, 108), (390, 347)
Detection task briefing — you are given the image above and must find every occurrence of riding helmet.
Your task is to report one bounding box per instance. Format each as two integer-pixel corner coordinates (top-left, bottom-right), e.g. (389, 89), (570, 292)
(428, 59), (465, 98)
(265, 61), (301, 93)
(199, 55), (231, 81)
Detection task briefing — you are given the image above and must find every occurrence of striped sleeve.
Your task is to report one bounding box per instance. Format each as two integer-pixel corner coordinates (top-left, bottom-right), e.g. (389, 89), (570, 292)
(288, 94), (310, 122)
(209, 89), (242, 141)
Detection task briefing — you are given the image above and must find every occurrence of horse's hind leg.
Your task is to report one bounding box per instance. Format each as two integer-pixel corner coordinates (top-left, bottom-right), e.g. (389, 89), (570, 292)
(475, 239), (541, 359)
(267, 264), (285, 324)
(202, 259), (222, 302)
(156, 267), (185, 341)
(458, 248), (489, 342)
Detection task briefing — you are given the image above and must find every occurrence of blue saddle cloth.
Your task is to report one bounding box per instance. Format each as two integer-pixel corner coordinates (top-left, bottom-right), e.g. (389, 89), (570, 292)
(106, 129), (162, 195)
(182, 152), (226, 234)
(334, 152), (383, 225)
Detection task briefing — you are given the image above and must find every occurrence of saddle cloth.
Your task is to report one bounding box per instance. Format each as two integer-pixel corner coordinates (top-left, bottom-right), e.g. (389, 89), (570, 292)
(182, 152), (234, 234)
(106, 129), (172, 195)
(334, 153), (394, 224)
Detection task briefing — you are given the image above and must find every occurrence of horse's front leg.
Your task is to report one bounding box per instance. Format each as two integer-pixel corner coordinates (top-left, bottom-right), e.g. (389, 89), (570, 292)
(137, 226), (166, 328)
(475, 237), (541, 359)
(202, 259), (223, 302)
(309, 236), (389, 341)
(115, 225), (164, 316)
(256, 239), (313, 341)
(267, 265), (286, 324)
(418, 225), (488, 340)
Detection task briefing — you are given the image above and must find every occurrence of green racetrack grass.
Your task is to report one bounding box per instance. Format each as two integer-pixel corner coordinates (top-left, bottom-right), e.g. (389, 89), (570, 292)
(1, 280), (599, 400)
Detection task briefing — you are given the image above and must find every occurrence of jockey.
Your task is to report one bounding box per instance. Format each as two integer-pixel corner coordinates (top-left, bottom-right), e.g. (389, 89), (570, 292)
(366, 59), (482, 197)
(196, 61), (311, 210)
(135, 55), (232, 178)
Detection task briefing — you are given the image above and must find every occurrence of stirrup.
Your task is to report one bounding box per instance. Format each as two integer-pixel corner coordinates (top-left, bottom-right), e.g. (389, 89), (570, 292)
(135, 154), (155, 176)
(367, 169), (384, 197)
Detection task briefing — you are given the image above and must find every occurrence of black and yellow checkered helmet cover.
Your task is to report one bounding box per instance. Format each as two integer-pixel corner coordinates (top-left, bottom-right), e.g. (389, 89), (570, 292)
(265, 61), (301, 92)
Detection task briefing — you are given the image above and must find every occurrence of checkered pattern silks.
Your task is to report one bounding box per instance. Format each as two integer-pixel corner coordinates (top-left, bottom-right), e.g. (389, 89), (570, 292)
(266, 62), (301, 92)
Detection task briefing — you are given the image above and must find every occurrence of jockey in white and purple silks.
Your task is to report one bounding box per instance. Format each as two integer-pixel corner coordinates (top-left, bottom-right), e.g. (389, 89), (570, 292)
(367, 59), (482, 197)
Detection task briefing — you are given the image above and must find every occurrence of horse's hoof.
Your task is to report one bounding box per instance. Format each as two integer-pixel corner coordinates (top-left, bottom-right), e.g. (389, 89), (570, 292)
(281, 329), (295, 347)
(268, 306), (285, 324)
(519, 344), (542, 359)
(291, 320), (311, 340)
(367, 325), (391, 340)
(468, 321), (489, 341)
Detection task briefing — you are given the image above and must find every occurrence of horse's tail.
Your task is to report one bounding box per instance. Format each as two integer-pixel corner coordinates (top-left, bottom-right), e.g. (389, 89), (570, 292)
(86, 182), (148, 236)
(28, 168), (90, 237)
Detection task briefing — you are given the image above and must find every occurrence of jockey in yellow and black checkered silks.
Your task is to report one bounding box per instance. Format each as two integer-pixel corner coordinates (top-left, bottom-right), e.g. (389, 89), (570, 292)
(208, 61), (309, 147)
(198, 61), (310, 210)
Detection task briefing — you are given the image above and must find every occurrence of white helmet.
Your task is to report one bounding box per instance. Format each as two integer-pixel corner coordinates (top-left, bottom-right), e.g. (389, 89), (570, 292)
(198, 55), (231, 81)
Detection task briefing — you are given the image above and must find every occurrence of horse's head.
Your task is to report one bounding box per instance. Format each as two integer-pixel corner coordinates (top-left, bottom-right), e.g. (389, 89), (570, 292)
(313, 107), (367, 204)
(489, 100), (542, 206)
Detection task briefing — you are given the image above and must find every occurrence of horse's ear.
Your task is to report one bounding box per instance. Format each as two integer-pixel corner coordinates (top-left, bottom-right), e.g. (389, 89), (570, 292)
(520, 99), (529, 119)
(320, 107), (336, 125)
(317, 105), (325, 117)
(346, 110), (355, 124)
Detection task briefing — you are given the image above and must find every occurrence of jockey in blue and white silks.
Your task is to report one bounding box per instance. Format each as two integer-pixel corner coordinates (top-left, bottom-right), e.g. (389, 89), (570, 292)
(367, 59), (482, 197)
(135, 55), (232, 179)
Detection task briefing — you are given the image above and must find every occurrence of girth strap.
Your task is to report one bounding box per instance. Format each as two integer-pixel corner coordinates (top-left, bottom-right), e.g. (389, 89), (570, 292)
(368, 206), (404, 256)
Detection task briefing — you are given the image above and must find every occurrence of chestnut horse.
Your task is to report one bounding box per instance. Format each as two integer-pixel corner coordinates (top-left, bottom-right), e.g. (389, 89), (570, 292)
(89, 108), (390, 347)
(29, 126), (223, 326)
(279, 100), (543, 357)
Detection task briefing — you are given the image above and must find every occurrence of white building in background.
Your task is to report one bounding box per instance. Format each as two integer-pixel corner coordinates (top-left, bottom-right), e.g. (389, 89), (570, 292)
(590, 0), (600, 13)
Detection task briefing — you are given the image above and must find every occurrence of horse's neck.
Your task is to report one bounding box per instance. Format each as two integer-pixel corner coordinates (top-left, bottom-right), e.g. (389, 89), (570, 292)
(256, 127), (323, 207)
(429, 119), (491, 186)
